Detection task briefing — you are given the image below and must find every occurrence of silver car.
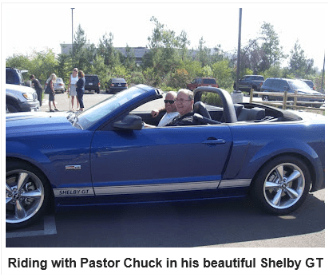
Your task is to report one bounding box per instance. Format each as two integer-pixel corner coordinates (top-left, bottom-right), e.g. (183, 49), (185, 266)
(6, 84), (40, 112)
(54, 78), (65, 93)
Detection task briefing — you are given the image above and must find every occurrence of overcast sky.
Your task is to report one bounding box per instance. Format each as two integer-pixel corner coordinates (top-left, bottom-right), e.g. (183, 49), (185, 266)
(2, 1), (327, 69)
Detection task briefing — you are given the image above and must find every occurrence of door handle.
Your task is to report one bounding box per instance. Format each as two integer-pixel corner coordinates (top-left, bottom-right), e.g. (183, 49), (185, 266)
(202, 138), (226, 145)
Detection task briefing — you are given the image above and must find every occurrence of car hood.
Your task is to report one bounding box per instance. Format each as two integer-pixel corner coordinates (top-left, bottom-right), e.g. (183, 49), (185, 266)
(294, 88), (322, 95)
(6, 83), (36, 94)
(6, 112), (76, 136)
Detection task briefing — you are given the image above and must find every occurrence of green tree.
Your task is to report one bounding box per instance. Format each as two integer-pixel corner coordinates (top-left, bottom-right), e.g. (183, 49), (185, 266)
(212, 59), (233, 90)
(259, 22), (285, 68)
(73, 24), (97, 72)
(146, 17), (181, 84)
(56, 53), (72, 85)
(6, 55), (32, 71)
(90, 55), (110, 88)
(196, 37), (210, 67)
(29, 50), (58, 84)
(288, 40), (315, 78)
(123, 44), (136, 71)
(97, 32), (120, 69)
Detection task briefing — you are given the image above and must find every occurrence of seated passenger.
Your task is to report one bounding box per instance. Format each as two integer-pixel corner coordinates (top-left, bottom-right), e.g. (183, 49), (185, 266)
(151, 91), (179, 126)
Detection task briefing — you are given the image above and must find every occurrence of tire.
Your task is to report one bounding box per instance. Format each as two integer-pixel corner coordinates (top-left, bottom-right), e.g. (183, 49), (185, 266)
(6, 161), (50, 230)
(7, 103), (19, 113)
(251, 156), (311, 215)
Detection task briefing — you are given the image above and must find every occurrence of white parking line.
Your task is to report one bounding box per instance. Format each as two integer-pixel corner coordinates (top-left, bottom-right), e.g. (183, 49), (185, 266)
(6, 216), (57, 239)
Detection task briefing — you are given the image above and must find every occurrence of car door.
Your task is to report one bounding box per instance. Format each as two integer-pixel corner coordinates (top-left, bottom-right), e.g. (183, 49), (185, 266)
(90, 125), (232, 196)
(239, 77), (249, 90)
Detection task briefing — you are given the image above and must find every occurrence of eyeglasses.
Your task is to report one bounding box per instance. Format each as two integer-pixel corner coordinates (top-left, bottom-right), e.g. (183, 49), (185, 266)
(73, 70), (77, 72)
(164, 100), (175, 104)
(174, 98), (192, 103)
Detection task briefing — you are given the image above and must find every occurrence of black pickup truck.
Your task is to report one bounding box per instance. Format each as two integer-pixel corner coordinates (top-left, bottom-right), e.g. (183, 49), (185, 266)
(234, 75), (264, 94)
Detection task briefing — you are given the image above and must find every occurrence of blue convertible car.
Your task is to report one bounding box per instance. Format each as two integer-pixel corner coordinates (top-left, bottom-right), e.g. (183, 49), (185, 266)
(6, 85), (325, 229)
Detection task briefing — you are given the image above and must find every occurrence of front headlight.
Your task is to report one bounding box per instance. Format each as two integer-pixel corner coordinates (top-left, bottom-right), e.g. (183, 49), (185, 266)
(22, 93), (33, 100)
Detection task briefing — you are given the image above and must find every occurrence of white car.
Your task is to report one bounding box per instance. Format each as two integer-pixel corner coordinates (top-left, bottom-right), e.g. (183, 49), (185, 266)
(6, 84), (40, 113)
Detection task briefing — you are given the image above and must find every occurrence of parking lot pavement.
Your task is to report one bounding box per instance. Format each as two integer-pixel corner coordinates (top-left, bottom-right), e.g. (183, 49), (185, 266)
(40, 90), (112, 112)
(40, 90), (165, 113)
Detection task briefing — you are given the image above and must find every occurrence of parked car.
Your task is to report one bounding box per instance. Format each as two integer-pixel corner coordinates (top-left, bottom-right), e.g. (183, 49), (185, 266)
(45, 77), (66, 94)
(6, 85), (325, 229)
(85, 74), (100, 94)
(106, 78), (128, 94)
(186, 77), (218, 91)
(54, 78), (65, 93)
(6, 67), (31, 87)
(260, 78), (324, 107)
(233, 75), (264, 94)
(6, 84), (40, 113)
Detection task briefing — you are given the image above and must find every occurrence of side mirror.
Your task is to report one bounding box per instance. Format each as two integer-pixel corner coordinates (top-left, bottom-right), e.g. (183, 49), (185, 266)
(113, 115), (143, 130)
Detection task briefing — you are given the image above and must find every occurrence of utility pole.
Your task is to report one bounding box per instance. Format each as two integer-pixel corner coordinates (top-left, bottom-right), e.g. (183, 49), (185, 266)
(235, 8), (242, 92)
(321, 53), (325, 93)
(71, 8), (75, 67)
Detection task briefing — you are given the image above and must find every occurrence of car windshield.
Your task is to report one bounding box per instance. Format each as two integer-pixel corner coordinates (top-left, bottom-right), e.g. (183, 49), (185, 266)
(203, 79), (216, 84)
(288, 79), (312, 90)
(86, 76), (98, 82)
(76, 86), (147, 129)
(112, 78), (126, 83)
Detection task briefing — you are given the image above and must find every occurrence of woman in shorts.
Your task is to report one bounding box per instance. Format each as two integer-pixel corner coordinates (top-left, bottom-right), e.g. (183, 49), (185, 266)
(68, 68), (79, 111)
(47, 73), (58, 112)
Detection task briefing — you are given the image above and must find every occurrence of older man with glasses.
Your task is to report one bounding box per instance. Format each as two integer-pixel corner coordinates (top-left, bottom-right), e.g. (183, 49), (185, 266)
(166, 89), (205, 127)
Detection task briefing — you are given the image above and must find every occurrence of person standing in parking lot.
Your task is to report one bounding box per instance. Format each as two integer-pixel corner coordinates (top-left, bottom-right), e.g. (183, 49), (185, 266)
(75, 70), (85, 112)
(30, 75), (43, 106)
(47, 73), (59, 112)
(68, 68), (79, 111)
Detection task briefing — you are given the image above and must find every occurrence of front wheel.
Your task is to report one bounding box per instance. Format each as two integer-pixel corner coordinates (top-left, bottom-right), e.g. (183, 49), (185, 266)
(6, 161), (50, 229)
(7, 103), (19, 113)
(251, 156), (311, 215)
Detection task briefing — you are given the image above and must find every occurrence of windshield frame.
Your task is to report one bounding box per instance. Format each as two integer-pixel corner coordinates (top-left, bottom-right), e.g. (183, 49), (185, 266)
(76, 85), (162, 130)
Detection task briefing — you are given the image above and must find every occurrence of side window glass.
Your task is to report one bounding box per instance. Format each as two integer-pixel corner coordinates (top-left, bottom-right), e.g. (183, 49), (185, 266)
(6, 71), (14, 84)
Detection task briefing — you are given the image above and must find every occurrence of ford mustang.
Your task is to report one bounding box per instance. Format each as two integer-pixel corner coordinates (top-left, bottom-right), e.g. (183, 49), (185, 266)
(6, 85), (325, 229)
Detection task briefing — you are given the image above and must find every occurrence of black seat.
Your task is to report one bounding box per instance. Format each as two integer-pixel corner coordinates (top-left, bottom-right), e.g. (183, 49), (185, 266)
(193, 101), (211, 119)
(238, 107), (265, 121)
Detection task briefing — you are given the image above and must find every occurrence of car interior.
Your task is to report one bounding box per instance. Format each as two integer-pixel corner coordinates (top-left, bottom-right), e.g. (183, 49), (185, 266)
(131, 100), (302, 127)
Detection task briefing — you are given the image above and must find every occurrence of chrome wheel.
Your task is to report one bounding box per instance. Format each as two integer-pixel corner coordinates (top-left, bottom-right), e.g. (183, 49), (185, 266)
(6, 169), (45, 225)
(263, 163), (305, 210)
(252, 156), (310, 215)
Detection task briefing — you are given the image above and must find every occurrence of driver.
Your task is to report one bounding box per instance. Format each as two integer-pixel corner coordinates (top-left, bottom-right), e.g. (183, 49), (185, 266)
(165, 89), (205, 126)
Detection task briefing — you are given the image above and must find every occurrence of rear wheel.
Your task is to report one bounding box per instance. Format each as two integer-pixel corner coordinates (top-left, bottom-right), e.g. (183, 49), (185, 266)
(6, 161), (50, 229)
(251, 156), (310, 215)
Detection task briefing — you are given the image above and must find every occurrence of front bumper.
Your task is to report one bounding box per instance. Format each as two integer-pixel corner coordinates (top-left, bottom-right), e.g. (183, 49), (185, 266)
(19, 100), (40, 112)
